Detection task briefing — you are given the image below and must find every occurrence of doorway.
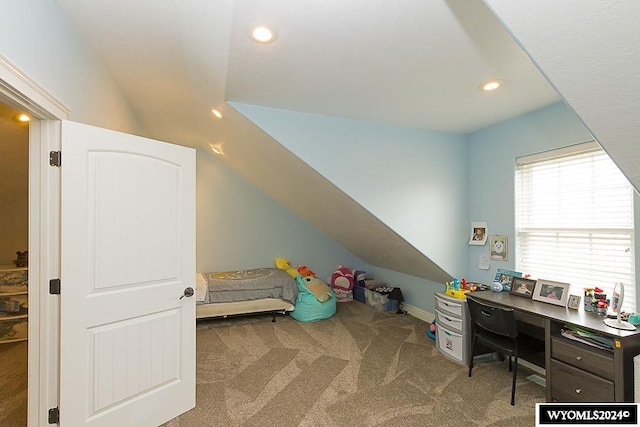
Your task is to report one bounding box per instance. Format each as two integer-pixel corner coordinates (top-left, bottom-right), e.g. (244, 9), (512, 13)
(0, 101), (29, 426)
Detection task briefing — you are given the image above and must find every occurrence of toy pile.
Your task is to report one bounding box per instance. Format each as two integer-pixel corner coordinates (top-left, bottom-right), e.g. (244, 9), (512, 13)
(584, 287), (610, 315)
(445, 278), (483, 299)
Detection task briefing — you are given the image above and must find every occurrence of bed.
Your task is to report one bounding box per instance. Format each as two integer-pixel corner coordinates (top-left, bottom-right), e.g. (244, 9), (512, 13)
(195, 268), (298, 321)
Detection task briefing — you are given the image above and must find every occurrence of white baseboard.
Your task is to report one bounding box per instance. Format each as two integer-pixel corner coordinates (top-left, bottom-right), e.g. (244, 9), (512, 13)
(521, 359), (546, 376)
(403, 303), (434, 323)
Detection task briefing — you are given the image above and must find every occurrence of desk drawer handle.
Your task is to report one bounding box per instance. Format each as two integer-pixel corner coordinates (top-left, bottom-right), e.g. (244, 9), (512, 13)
(576, 356), (582, 361)
(575, 389), (582, 394)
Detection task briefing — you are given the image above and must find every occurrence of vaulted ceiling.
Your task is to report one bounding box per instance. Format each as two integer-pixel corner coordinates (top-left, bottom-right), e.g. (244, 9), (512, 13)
(52, 0), (639, 282)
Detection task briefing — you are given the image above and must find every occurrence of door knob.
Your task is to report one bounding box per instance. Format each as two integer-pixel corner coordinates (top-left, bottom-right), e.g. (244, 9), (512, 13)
(180, 287), (194, 299)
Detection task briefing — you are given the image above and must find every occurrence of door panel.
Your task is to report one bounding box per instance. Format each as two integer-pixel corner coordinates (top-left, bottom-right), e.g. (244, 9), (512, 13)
(59, 120), (195, 426)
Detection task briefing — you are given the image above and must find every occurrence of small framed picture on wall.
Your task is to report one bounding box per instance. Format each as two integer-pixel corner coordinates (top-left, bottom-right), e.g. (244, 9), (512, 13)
(469, 221), (488, 245)
(489, 235), (508, 261)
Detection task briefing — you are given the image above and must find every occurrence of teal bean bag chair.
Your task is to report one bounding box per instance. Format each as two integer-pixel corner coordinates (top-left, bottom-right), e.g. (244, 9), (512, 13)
(290, 275), (336, 322)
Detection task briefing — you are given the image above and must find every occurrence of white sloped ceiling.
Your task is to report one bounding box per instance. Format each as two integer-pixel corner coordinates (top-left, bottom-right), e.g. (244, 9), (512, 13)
(484, 0), (640, 194)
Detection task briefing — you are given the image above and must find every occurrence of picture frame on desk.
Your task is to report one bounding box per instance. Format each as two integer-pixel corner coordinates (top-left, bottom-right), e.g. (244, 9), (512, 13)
(509, 277), (536, 298)
(567, 294), (581, 310)
(532, 279), (571, 307)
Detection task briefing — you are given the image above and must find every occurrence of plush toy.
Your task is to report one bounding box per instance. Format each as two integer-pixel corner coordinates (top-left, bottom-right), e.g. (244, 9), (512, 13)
(275, 257), (300, 279)
(290, 275), (336, 322)
(14, 251), (28, 268)
(276, 257), (330, 302)
(330, 265), (354, 302)
(297, 265), (316, 277)
(299, 275), (332, 303)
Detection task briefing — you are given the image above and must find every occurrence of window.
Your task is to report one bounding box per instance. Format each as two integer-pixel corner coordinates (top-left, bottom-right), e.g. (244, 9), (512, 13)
(515, 141), (635, 312)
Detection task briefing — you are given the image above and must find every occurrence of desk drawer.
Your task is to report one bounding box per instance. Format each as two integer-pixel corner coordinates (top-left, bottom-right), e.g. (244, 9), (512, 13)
(514, 310), (544, 328)
(436, 324), (465, 364)
(551, 337), (614, 381)
(550, 359), (614, 402)
(434, 295), (463, 317)
(436, 309), (463, 333)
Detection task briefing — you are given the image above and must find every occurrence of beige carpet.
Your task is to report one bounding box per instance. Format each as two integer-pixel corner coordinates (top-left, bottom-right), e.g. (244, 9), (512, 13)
(0, 341), (28, 427)
(165, 301), (546, 427)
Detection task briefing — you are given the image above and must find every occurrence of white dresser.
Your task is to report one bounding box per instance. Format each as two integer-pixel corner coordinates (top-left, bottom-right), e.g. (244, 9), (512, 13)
(434, 291), (471, 365)
(0, 266), (28, 343)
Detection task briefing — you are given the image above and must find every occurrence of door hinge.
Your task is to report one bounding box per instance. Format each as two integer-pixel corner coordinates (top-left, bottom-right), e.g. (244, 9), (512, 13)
(48, 407), (59, 424)
(49, 151), (61, 167)
(49, 279), (61, 295)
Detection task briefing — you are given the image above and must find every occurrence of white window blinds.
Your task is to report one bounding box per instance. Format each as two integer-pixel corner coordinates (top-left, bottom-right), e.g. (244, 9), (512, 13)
(515, 141), (635, 312)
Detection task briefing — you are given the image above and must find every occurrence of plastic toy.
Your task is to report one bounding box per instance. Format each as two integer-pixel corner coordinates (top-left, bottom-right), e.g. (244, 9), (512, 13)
(445, 278), (470, 299)
(427, 320), (436, 340)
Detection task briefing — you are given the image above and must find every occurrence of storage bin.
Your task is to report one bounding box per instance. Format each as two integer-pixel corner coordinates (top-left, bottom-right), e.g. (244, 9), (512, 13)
(385, 299), (398, 312)
(364, 288), (388, 312)
(435, 309), (463, 332)
(353, 285), (365, 303)
(435, 294), (463, 317)
(363, 279), (386, 290)
(436, 324), (464, 363)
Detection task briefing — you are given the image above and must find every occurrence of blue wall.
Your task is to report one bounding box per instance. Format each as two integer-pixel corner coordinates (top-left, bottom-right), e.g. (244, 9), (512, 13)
(466, 101), (640, 312)
(230, 102), (469, 277)
(204, 101), (640, 314)
(196, 149), (366, 282)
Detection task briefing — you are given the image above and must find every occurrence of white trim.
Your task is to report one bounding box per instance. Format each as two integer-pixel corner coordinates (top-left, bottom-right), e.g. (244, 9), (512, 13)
(403, 303), (434, 323)
(28, 120), (61, 427)
(0, 53), (69, 120)
(516, 140), (599, 166)
(0, 54), (64, 427)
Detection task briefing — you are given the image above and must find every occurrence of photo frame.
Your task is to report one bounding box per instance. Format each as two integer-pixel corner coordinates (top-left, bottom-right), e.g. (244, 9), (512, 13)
(489, 235), (508, 261)
(494, 268), (522, 291)
(567, 294), (582, 310)
(532, 279), (571, 307)
(509, 277), (536, 298)
(469, 221), (488, 245)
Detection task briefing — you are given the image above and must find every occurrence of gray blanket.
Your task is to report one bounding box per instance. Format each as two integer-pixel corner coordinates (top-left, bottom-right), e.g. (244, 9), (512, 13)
(201, 268), (298, 304)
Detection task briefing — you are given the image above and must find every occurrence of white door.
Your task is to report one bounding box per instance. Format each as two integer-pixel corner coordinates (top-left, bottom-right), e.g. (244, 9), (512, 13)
(59, 121), (195, 426)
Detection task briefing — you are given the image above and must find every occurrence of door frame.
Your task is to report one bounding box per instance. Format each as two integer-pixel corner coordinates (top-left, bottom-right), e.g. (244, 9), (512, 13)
(0, 53), (69, 426)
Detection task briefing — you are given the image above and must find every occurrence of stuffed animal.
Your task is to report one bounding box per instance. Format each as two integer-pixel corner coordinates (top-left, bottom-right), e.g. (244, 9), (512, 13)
(330, 265), (354, 302)
(275, 257), (300, 279)
(276, 257), (330, 302)
(14, 251), (28, 268)
(297, 265), (316, 277)
(290, 275), (336, 322)
(299, 275), (332, 303)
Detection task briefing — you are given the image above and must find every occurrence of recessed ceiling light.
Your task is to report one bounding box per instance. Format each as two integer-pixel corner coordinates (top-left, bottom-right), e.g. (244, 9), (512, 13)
(479, 80), (503, 91)
(211, 109), (222, 119)
(251, 25), (277, 43)
(14, 113), (30, 123)
(209, 143), (224, 156)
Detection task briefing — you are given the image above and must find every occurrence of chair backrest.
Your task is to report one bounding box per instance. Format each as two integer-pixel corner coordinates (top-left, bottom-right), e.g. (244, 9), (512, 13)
(467, 296), (518, 338)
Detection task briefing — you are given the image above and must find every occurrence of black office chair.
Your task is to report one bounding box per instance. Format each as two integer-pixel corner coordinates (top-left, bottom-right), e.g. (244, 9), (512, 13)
(467, 295), (519, 405)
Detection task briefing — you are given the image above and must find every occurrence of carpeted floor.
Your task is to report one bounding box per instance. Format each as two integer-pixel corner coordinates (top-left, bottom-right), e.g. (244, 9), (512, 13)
(165, 301), (546, 426)
(0, 340), (28, 427)
(0, 302), (546, 427)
